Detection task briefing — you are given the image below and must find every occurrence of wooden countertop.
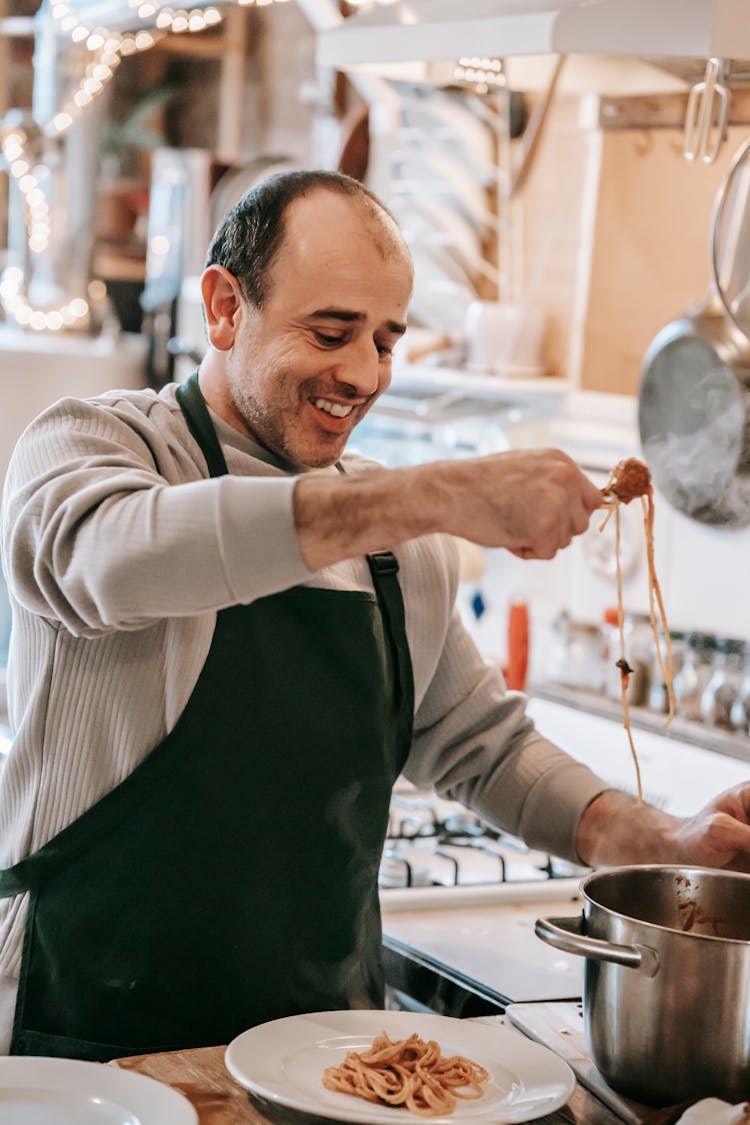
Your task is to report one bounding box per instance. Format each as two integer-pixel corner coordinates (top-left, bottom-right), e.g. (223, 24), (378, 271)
(110, 1033), (687, 1125)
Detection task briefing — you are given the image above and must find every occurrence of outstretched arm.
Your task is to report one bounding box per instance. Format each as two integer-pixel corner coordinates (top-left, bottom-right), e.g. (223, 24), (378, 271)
(294, 448), (602, 572)
(576, 784), (750, 872)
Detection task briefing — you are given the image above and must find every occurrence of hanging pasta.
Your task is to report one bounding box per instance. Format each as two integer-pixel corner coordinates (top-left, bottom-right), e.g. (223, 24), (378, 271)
(600, 457), (676, 804)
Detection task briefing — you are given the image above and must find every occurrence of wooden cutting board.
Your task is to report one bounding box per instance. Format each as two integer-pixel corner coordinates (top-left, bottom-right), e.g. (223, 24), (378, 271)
(110, 1035), (631, 1124)
(111, 1045), (257, 1124)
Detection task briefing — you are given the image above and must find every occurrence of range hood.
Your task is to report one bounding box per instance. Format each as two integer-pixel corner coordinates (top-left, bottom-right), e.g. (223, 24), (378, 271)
(317, 0), (750, 70)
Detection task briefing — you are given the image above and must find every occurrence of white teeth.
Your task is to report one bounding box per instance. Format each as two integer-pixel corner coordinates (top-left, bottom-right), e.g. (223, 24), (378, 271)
(313, 398), (353, 418)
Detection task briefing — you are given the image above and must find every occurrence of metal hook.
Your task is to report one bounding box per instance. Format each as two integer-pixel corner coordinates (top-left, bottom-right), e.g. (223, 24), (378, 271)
(683, 57), (730, 165)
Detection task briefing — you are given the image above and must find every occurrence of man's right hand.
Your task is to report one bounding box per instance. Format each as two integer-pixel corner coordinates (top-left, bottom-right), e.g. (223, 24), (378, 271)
(424, 448), (602, 560)
(293, 448), (602, 573)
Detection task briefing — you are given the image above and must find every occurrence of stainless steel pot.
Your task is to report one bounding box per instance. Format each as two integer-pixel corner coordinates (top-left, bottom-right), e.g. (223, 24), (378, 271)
(536, 865), (750, 1106)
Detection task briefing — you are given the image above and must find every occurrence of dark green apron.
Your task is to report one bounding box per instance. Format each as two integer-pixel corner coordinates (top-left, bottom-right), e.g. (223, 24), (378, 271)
(0, 373), (414, 1061)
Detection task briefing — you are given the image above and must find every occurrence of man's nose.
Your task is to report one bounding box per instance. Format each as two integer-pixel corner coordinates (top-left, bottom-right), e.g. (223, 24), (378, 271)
(332, 337), (381, 396)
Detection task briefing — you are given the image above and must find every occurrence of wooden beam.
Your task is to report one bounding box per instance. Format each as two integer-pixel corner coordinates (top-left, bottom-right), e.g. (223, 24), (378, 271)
(596, 88), (750, 129)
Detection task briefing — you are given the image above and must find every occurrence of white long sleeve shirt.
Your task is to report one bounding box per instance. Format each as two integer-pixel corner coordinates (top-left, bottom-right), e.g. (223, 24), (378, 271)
(0, 382), (607, 1049)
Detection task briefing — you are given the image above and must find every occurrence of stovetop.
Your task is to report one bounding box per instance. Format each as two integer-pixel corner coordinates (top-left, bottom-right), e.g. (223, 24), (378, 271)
(379, 780), (586, 1009)
(380, 781), (589, 893)
(378, 697), (750, 1017)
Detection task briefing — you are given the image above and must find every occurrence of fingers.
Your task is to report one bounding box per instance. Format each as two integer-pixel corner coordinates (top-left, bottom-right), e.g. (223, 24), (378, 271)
(709, 782), (750, 822)
(704, 813), (750, 870)
(509, 533), (572, 561)
(448, 448), (604, 557)
(673, 790), (750, 870)
(569, 505), (594, 538)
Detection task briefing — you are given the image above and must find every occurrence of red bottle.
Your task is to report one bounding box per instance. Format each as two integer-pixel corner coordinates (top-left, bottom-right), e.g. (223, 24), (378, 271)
(506, 600), (529, 691)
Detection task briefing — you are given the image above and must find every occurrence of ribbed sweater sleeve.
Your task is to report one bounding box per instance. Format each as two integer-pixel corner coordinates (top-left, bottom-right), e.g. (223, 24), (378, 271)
(405, 537), (609, 862)
(1, 391), (311, 634)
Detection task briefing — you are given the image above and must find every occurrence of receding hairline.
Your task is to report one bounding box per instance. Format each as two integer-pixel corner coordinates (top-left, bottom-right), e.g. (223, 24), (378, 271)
(204, 170), (412, 308)
(279, 184), (410, 263)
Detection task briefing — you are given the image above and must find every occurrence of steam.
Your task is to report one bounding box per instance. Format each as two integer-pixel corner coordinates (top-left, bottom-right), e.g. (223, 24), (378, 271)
(639, 336), (750, 528)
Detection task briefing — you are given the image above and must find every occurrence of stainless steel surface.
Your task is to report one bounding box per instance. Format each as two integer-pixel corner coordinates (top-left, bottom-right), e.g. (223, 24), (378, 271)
(638, 288), (750, 527)
(712, 136), (750, 339)
(378, 781), (587, 1010)
(639, 140), (750, 528)
(506, 1001), (655, 1125)
(535, 914), (655, 972)
(683, 56), (730, 164)
(536, 865), (750, 1106)
(382, 888), (585, 1007)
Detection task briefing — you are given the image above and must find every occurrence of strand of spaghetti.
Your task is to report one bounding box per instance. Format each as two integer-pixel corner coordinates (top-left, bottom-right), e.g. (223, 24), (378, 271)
(322, 1031), (490, 1117)
(640, 493), (676, 726)
(598, 502), (615, 532)
(614, 503), (643, 805)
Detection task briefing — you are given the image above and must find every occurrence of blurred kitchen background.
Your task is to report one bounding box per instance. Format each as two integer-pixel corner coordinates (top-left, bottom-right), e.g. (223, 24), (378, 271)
(3, 0), (750, 777)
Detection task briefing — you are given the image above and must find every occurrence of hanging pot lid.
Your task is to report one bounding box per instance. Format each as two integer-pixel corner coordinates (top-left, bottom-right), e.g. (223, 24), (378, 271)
(639, 136), (750, 528)
(638, 288), (750, 527)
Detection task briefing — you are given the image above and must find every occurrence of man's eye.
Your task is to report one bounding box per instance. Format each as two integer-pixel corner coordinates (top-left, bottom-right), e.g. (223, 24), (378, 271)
(314, 332), (346, 347)
(376, 344), (393, 357)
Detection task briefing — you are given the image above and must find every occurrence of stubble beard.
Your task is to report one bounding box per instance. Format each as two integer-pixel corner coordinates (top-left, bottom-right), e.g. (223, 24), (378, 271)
(228, 377), (349, 470)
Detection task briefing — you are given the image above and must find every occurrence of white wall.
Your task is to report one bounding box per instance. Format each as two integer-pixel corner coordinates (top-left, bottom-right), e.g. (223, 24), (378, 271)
(0, 327), (148, 483)
(0, 326), (149, 706)
(447, 389), (750, 675)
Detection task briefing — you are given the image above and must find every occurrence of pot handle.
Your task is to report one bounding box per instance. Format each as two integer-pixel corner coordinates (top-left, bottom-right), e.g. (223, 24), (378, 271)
(535, 914), (659, 976)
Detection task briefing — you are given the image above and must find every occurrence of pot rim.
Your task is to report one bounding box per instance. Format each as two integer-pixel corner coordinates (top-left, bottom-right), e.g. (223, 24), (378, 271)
(579, 864), (750, 946)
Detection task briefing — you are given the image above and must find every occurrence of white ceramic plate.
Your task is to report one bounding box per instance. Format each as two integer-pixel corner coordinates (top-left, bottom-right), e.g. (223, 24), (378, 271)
(225, 1010), (576, 1124)
(0, 1056), (198, 1125)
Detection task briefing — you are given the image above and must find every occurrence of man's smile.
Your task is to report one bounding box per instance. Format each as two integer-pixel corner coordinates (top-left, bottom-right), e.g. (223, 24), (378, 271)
(312, 397), (354, 418)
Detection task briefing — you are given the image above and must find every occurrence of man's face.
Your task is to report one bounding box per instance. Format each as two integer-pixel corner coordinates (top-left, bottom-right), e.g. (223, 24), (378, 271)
(222, 191), (413, 470)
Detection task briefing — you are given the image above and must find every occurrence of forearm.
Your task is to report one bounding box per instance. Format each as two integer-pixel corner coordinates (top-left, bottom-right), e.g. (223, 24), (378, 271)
(575, 790), (682, 867)
(293, 463), (442, 571)
(293, 449), (603, 572)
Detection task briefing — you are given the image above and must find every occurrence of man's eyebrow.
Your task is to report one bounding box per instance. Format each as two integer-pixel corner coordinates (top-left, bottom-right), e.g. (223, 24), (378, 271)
(309, 308), (407, 336)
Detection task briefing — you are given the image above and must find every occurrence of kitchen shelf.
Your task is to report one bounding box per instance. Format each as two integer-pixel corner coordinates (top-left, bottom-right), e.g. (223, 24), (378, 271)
(531, 681), (750, 768)
(316, 0), (750, 71)
(390, 362), (572, 410)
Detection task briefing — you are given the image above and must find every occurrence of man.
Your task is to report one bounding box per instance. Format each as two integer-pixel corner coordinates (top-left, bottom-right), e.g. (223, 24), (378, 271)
(0, 170), (748, 1061)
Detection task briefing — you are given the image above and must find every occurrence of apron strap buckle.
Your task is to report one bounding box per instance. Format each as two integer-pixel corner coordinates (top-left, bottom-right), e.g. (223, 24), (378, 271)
(367, 550), (399, 576)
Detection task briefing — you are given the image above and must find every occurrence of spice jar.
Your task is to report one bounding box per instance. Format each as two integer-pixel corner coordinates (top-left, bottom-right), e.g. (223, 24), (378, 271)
(729, 641), (750, 734)
(547, 612), (603, 693)
(673, 632), (714, 723)
(700, 637), (743, 730)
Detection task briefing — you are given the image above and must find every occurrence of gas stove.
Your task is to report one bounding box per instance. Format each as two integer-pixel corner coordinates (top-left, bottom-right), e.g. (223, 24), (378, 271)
(379, 779), (588, 1015)
(380, 783), (588, 893)
(378, 696), (750, 1018)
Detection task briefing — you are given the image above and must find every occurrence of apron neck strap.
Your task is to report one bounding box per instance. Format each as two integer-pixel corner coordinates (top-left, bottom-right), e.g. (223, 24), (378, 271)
(175, 372), (229, 479)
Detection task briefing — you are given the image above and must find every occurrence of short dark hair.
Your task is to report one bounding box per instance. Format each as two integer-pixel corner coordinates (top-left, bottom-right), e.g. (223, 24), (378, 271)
(205, 169), (396, 308)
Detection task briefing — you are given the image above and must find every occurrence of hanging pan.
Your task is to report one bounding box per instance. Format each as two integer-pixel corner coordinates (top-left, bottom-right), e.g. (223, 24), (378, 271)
(638, 137), (750, 528)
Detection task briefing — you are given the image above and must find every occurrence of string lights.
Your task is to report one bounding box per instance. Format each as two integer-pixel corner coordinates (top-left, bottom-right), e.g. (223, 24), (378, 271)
(453, 56), (505, 94)
(0, 0), (228, 329)
(1, 0), (435, 332)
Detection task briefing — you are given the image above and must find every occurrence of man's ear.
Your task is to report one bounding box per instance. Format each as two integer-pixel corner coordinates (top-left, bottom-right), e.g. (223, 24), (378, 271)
(201, 265), (243, 351)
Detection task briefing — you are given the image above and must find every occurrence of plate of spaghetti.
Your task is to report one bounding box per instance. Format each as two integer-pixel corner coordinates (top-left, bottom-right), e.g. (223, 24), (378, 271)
(225, 1010), (575, 1123)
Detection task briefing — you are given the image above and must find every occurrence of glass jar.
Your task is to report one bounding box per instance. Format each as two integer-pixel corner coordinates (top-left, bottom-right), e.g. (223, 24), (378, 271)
(729, 641), (750, 734)
(700, 637), (743, 730)
(647, 630), (685, 716)
(673, 632), (714, 723)
(548, 612), (604, 693)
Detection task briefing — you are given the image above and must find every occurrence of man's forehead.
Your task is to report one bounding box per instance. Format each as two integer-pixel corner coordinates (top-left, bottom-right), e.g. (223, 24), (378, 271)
(281, 189), (406, 258)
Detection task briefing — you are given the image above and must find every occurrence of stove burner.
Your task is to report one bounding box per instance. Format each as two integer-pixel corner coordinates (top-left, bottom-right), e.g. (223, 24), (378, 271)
(380, 789), (586, 891)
